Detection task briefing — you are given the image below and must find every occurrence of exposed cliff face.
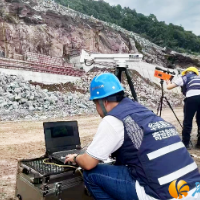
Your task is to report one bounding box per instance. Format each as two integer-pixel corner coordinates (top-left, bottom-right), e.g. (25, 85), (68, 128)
(0, 0), (136, 59)
(0, 0), (199, 69)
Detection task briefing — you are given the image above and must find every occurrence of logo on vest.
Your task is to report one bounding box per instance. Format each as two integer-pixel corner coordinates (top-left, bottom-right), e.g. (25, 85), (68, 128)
(168, 180), (190, 199)
(192, 182), (200, 198)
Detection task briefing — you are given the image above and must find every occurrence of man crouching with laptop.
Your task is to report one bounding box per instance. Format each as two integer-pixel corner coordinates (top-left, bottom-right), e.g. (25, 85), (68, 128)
(65, 73), (200, 200)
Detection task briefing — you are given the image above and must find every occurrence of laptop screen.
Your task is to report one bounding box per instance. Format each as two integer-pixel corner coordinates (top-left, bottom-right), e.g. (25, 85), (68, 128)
(51, 126), (74, 138)
(43, 121), (81, 154)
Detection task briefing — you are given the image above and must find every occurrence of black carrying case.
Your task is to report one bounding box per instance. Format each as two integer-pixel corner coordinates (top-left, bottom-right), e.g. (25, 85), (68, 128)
(15, 156), (92, 200)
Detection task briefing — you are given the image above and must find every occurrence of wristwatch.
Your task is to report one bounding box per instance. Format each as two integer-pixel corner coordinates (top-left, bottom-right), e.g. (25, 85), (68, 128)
(73, 155), (79, 163)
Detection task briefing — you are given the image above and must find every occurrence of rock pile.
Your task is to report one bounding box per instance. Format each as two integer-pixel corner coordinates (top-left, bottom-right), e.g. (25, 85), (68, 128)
(0, 72), (95, 121)
(74, 69), (183, 108)
(0, 70), (183, 121)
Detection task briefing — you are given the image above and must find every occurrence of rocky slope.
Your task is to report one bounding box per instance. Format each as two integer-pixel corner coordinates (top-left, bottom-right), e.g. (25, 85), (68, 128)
(0, 0), (199, 69)
(0, 0), (197, 121)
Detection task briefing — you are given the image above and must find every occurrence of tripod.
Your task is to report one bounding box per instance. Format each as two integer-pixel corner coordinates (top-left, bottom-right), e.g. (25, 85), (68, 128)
(115, 66), (138, 102)
(157, 79), (193, 147)
(157, 79), (182, 126)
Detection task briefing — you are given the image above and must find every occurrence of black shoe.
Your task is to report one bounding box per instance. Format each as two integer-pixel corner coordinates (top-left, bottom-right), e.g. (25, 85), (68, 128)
(196, 133), (200, 149)
(195, 144), (200, 149)
(182, 140), (191, 150)
(198, 131), (200, 138)
(196, 141), (200, 149)
(185, 144), (191, 150)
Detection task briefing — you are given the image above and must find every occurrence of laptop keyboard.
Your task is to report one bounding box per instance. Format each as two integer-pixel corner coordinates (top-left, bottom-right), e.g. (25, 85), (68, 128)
(52, 149), (116, 165)
(52, 149), (86, 163)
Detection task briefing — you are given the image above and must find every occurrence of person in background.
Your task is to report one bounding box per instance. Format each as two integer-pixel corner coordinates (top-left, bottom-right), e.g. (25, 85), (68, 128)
(65, 73), (200, 200)
(166, 66), (200, 149)
(196, 109), (200, 146)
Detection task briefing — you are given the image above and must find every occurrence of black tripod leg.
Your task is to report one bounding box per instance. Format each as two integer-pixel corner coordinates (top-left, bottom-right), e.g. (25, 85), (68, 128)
(125, 69), (138, 102)
(159, 96), (163, 117)
(157, 79), (165, 117)
(157, 96), (161, 116)
(115, 68), (122, 82)
(164, 97), (183, 128)
(164, 97), (193, 147)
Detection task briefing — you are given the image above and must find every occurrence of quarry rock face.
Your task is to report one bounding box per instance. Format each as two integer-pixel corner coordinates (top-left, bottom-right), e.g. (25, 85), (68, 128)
(0, 0), (199, 69)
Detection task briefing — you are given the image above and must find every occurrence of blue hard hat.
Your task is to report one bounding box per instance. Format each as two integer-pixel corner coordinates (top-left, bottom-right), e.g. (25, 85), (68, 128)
(89, 73), (124, 100)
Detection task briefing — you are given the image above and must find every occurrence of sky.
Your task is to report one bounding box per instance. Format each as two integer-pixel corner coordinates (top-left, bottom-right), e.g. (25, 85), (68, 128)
(105, 0), (200, 36)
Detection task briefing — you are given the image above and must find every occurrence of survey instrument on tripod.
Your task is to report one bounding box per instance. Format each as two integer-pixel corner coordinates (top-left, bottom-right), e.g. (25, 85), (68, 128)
(154, 67), (183, 129)
(154, 67), (175, 81)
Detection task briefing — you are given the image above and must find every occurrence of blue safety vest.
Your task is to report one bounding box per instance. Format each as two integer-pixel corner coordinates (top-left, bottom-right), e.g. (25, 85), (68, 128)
(109, 98), (200, 199)
(181, 73), (200, 96)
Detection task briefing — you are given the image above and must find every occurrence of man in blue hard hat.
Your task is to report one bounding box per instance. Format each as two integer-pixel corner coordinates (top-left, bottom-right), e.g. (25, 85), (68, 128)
(166, 66), (200, 149)
(65, 73), (200, 200)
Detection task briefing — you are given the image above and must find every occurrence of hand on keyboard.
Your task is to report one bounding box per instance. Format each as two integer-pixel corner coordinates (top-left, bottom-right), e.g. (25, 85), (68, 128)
(64, 154), (78, 165)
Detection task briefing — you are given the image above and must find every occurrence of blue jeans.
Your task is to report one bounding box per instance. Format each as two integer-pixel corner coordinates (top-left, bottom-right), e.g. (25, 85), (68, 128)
(83, 164), (138, 200)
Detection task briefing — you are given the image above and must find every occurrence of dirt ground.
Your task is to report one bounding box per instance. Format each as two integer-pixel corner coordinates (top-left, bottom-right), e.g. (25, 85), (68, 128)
(0, 107), (200, 200)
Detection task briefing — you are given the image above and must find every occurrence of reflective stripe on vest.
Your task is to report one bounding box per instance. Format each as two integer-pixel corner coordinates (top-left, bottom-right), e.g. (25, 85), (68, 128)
(158, 162), (197, 185)
(147, 141), (184, 160)
(182, 73), (200, 95)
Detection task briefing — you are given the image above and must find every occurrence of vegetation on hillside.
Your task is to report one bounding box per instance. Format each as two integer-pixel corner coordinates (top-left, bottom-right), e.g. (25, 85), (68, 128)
(55, 0), (200, 54)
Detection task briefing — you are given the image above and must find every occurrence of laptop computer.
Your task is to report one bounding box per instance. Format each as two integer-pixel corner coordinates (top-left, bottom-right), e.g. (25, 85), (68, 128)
(43, 121), (86, 164)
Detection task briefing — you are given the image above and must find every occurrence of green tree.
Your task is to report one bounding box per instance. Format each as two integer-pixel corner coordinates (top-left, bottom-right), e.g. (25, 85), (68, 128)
(54, 0), (200, 53)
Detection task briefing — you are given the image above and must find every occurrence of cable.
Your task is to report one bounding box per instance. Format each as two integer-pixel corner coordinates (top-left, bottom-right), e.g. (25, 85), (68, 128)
(75, 167), (83, 177)
(43, 158), (77, 169)
(43, 158), (84, 178)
